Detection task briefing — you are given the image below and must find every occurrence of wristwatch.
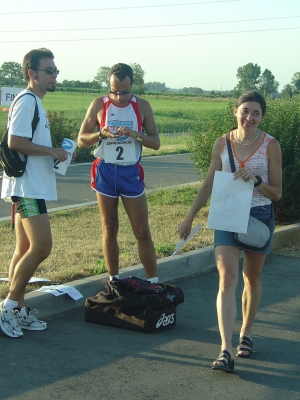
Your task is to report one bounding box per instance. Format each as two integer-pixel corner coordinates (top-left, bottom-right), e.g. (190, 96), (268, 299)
(136, 132), (143, 142)
(99, 130), (106, 140)
(254, 175), (262, 187)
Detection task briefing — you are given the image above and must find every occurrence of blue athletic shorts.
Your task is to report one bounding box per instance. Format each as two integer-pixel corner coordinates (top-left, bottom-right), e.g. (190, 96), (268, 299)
(11, 196), (47, 219)
(91, 159), (145, 198)
(214, 204), (275, 254)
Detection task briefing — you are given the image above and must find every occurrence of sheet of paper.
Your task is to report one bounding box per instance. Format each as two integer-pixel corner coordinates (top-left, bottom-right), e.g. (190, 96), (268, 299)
(36, 285), (83, 300)
(52, 138), (77, 176)
(207, 171), (253, 234)
(172, 223), (201, 256)
(0, 277), (50, 283)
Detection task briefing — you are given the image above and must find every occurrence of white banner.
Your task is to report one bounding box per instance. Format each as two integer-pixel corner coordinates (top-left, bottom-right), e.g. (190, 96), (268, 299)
(1, 87), (24, 106)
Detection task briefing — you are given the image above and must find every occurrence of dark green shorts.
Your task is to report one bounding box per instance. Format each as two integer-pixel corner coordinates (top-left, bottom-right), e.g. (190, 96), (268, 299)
(11, 197), (47, 219)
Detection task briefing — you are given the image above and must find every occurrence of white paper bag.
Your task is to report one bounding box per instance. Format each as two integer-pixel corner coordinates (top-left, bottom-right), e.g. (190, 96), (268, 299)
(207, 171), (253, 234)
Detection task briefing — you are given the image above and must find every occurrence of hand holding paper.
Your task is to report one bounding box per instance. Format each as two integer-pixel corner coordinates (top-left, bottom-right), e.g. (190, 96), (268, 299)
(207, 171), (253, 233)
(53, 138), (77, 176)
(172, 223), (201, 256)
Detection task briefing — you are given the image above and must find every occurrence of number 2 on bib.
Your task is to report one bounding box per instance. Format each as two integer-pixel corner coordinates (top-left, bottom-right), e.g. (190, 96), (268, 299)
(104, 138), (136, 164)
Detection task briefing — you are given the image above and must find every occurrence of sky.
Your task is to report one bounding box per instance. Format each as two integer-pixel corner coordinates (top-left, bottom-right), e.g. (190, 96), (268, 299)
(0, 0), (299, 91)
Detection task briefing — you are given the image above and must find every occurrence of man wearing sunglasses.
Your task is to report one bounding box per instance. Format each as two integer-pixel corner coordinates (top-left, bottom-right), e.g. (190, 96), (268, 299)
(78, 63), (160, 284)
(0, 48), (68, 338)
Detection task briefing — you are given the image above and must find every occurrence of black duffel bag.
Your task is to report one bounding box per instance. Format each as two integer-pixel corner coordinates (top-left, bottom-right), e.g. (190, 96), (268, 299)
(85, 276), (184, 333)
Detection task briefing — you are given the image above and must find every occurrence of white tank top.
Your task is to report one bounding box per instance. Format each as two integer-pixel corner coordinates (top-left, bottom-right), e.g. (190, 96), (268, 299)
(221, 131), (274, 207)
(96, 95), (143, 165)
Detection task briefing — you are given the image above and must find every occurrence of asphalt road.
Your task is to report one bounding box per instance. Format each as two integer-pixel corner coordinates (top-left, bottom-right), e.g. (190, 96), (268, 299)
(0, 153), (200, 219)
(1, 252), (299, 399)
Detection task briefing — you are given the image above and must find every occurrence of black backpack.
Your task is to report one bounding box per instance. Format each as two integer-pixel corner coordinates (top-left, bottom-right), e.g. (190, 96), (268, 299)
(0, 92), (39, 177)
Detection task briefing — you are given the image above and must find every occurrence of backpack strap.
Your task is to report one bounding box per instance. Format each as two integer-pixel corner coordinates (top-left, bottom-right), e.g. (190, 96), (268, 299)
(226, 132), (236, 173)
(6, 92), (39, 142)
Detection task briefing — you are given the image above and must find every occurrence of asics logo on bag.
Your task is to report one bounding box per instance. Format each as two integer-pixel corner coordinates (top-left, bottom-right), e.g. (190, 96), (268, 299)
(156, 313), (175, 328)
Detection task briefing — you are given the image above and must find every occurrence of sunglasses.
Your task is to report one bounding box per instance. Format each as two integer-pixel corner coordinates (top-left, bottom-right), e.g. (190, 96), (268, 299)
(37, 67), (60, 75)
(109, 88), (131, 97)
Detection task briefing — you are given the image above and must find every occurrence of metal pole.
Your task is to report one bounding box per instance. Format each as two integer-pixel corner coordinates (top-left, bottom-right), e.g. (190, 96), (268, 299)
(11, 203), (15, 230)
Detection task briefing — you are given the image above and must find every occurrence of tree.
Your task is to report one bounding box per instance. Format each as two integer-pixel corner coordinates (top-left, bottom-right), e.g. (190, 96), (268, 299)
(94, 66), (110, 89)
(146, 81), (168, 92)
(281, 84), (294, 98)
(130, 63), (145, 86)
(291, 72), (300, 93)
(124, 63), (147, 94)
(181, 87), (203, 95)
(0, 61), (24, 86)
(94, 63), (146, 92)
(235, 63), (280, 96)
(235, 63), (261, 95)
(258, 69), (279, 95)
(130, 63), (147, 94)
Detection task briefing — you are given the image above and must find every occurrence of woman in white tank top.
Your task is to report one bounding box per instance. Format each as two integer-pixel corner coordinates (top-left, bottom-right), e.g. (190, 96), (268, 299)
(178, 90), (282, 372)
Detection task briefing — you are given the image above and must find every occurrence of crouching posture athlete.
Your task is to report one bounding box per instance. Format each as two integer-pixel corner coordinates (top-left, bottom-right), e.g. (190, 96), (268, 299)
(78, 63), (160, 283)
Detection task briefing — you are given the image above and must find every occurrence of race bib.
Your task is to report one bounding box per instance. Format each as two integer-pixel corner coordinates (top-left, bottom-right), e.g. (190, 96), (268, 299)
(103, 136), (136, 164)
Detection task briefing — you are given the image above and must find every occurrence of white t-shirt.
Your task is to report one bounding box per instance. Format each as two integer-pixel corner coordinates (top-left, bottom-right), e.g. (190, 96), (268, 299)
(1, 90), (57, 202)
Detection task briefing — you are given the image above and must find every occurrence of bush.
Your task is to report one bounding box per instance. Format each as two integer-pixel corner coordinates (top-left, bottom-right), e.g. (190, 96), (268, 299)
(188, 96), (300, 222)
(48, 111), (95, 163)
(187, 103), (236, 178)
(260, 96), (300, 222)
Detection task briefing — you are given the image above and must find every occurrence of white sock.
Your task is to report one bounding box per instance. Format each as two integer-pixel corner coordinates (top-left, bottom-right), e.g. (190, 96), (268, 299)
(109, 275), (119, 281)
(3, 298), (19, 311)
(19, 307), (27, 317)
(147, 277), (158, 283)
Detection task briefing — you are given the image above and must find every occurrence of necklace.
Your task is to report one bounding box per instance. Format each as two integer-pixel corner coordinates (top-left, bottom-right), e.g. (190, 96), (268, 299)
(235, 129), (259, 146)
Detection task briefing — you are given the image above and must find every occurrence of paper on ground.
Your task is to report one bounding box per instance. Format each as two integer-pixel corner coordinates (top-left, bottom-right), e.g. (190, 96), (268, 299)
(207, 171), (253, 234)
(0, 277), (50, 283)
(36, 285), (83, 300)
(172, 223), (201, 255)
(53, 138), (77, 176)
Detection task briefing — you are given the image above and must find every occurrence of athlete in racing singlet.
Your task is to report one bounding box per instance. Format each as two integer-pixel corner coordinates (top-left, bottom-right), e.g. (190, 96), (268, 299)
(77, 63), (160, 284)
(96, 94), (143, 165)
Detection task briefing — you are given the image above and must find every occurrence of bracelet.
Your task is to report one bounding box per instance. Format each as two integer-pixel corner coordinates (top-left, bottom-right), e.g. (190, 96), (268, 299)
(254, 175), (262, 187)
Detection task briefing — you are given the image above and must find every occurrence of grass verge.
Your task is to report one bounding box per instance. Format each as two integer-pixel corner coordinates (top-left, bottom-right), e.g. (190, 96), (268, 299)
(142, 132), (190, 157)
(0, 184), (212, 299)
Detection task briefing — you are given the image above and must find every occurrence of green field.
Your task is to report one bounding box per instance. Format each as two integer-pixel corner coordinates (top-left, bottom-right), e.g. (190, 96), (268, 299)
(0, 92), (228, 137)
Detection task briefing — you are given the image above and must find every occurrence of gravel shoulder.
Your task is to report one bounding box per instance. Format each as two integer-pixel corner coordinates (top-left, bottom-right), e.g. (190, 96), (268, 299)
(273, 240), (300, 257)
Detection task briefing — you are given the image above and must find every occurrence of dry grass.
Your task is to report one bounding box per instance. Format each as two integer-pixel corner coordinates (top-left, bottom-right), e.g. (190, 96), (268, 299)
(0, 185), (213, 299)
(2, 180), (298, 300)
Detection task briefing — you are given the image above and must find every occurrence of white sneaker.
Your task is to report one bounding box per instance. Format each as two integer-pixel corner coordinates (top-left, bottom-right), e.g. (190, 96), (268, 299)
(18, 307), (47, 331)
(0, 301), (23, 338)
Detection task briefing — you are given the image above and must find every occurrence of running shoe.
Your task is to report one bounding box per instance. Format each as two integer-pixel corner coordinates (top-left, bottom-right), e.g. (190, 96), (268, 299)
(18, 307), (47, 331)
(0, 301), (23, 338)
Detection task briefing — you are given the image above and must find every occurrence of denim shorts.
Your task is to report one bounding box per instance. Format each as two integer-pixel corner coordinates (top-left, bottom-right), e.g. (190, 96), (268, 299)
(214, 204), (275, 254)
